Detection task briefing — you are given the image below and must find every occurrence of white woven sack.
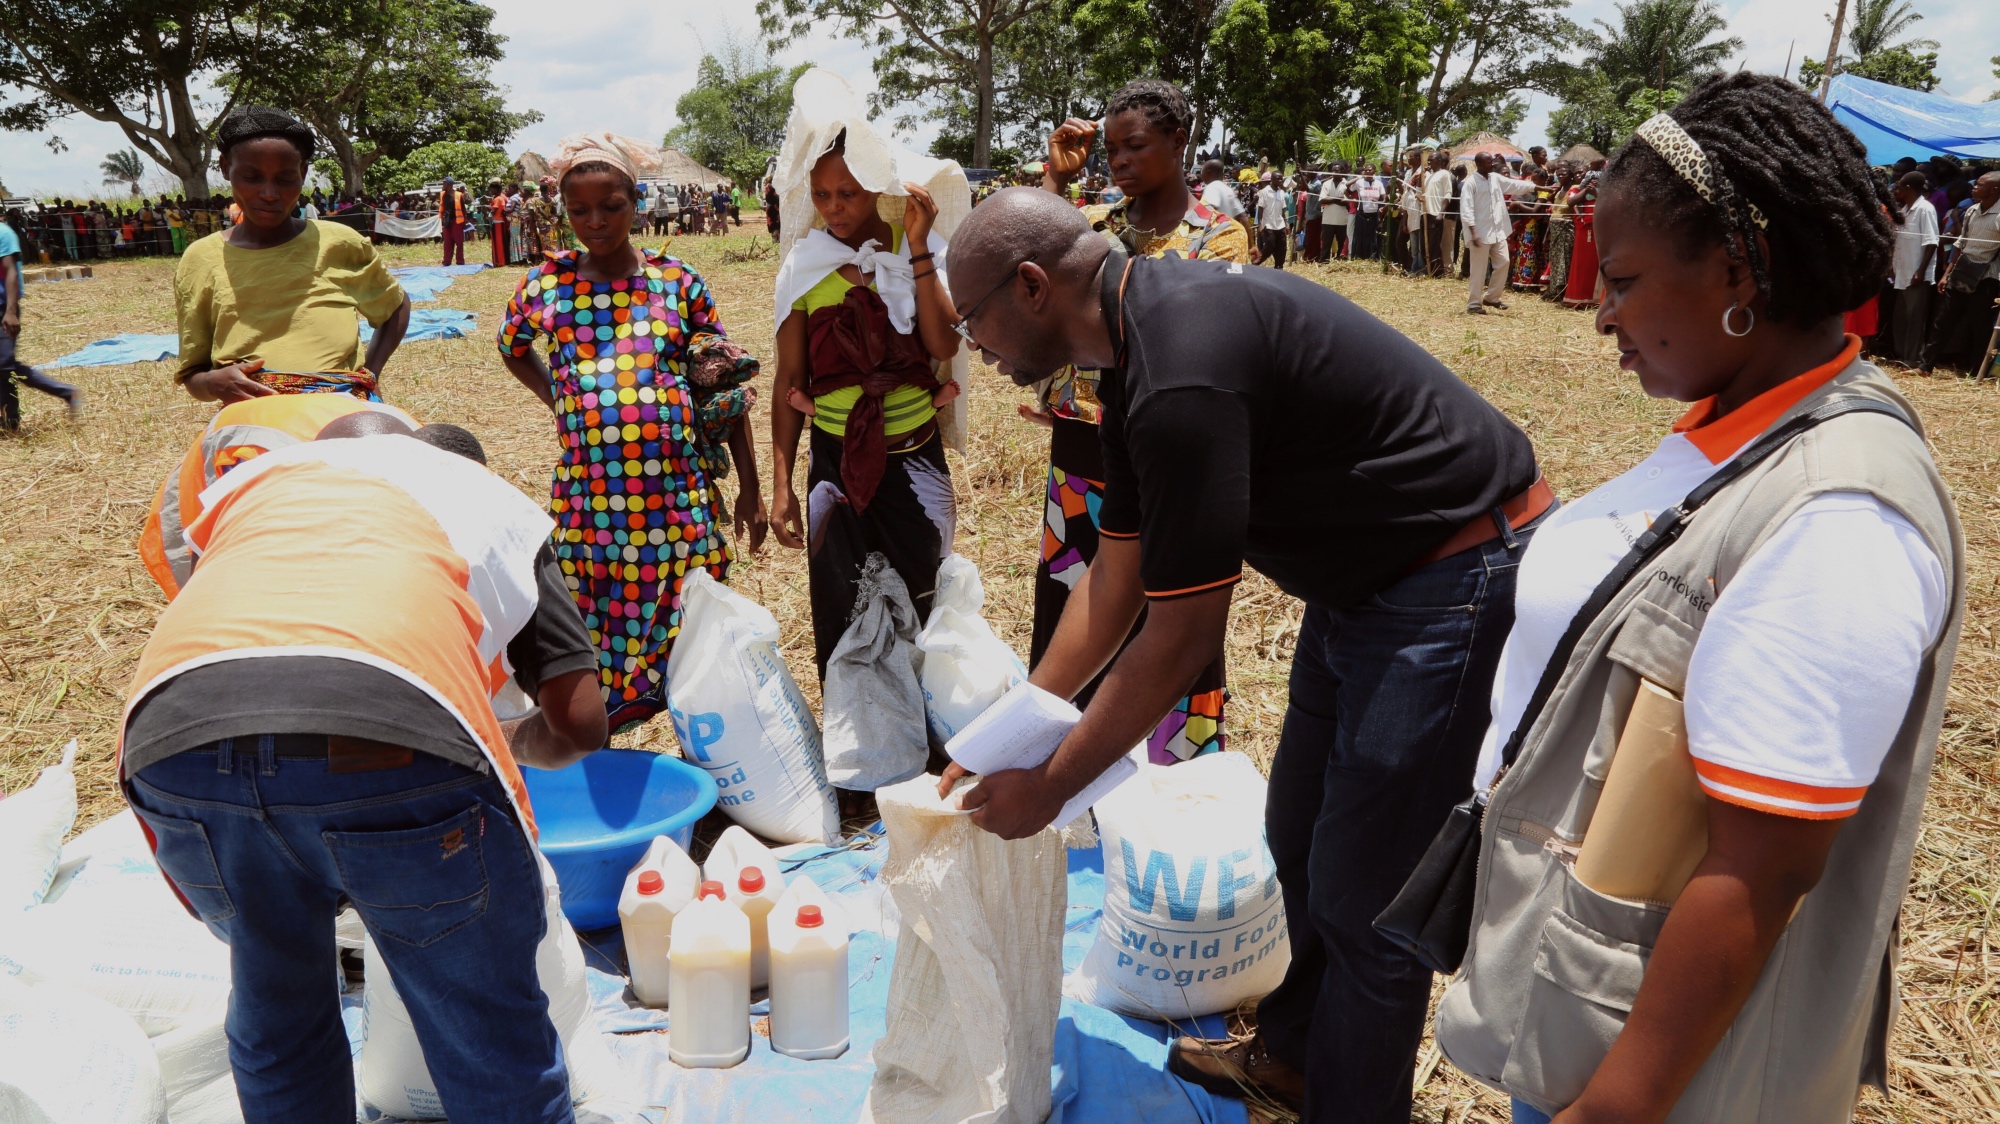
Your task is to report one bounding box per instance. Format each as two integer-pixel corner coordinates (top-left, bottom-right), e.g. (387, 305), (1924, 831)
(0, 972), (168, 1124)
(915, 555), (1028, 743)
(665, 568), (839, 843)
(151, 1013), (242, 1124)
(861, 775), (1081, 1124)
(0, 740), (77, 913)
(356, 852), (633, 1120)
(1065, 752), (1290, 1020)
(770, 67), (972, 453)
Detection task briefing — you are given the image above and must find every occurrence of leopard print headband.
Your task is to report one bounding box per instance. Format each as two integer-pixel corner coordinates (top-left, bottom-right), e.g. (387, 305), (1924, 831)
(1633, 113), (1768, 229)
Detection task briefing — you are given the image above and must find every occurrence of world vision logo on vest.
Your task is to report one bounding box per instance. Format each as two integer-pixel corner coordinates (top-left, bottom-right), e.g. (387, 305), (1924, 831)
(1653, 568), (1716, 614)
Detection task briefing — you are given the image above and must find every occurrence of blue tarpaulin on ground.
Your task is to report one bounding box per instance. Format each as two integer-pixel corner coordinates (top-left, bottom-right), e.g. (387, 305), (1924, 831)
(391, 264), (489, 302)
(344, 829), (1248, 1124)
(43, 333), (178, 368)
(360, 308), (475, 343)
(1827, 74), (2000, 164)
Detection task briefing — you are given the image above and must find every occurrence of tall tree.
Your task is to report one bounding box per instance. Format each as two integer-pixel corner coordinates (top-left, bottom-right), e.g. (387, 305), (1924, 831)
(1070, 0), (1231, 168)
(100, 147), (145, 194)
(1843, 0), (1934, 59)
(758, 0), (1054, 168)
(1408, 0), (1582, 142)
(230, 0), (538, 194)
(0, 0), (248, 198)
(1799, 45), (1939, 92)
(1588, 0), (1742, 99)
(666, 39), (811, 188)
(1208, 0), (1432, 165)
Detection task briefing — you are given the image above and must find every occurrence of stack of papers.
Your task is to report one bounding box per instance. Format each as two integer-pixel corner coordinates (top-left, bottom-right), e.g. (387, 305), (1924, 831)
(944, 682), (1139, 827)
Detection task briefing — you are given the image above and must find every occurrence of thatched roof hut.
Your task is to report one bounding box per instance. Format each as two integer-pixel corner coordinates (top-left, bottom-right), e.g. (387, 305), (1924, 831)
(1449, 132), (1526, 165)
(1558, 143), (1606, 166)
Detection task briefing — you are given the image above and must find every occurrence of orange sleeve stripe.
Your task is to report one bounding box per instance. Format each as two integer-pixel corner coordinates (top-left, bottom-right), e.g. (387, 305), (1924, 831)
(1146, 574), (1242, 599)
(1699, 784), (1859, 821)
(1692, 758), (1869, 804)
(1098, 528), (1140, 539)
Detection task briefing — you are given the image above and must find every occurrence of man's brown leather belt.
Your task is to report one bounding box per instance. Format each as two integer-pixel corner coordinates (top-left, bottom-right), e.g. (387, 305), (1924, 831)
(1409, 476), (1556, 571)
(264, 733), (415, 774)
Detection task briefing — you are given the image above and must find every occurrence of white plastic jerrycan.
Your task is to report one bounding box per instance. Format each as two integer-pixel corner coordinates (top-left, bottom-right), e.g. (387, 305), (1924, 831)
(768, 876), (850, 1060)
(667, 880), (751, 1068)
(704, 826), (786, 989)
(618, 835), (700, 1008)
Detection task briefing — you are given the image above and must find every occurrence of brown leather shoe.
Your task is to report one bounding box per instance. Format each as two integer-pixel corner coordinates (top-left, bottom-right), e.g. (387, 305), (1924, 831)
(1167, 1032), (1305, 1112)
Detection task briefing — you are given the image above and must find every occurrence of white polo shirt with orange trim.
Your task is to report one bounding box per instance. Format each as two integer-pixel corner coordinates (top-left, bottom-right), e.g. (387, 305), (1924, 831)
(1472, 337), (1948, 819)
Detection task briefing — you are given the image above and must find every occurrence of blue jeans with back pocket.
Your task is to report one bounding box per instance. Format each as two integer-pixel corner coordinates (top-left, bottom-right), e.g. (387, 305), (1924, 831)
(126, 737), (572, 1124)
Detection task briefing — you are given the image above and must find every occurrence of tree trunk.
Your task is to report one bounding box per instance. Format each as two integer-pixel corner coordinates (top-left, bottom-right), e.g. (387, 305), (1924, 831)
(974, 30), (995, 169)
(1818, 0), (1850, 100)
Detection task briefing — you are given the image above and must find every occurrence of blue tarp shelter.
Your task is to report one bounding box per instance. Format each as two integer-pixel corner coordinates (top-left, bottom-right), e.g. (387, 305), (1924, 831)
(1826, 74), (2000, 164)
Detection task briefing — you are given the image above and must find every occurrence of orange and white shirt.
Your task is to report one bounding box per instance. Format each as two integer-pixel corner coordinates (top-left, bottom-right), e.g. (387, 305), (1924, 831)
(1472, 338), (1948, 819)
(123, 433), (555, 833)
(140, 394), (416, 598)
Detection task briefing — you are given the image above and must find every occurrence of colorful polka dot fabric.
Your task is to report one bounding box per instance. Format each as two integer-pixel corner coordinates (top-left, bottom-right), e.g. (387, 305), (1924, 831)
(498, 250), (733, 731)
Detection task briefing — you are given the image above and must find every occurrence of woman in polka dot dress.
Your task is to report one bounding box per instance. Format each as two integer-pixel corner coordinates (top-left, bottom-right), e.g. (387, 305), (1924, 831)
(499, 134), (767, 732)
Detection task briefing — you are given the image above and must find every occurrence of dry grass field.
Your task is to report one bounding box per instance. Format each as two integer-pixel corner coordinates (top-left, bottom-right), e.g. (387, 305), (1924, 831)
(1, 225), (1993, 1122)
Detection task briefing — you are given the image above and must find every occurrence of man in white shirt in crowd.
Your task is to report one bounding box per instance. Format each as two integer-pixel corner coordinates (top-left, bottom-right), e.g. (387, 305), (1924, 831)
(1255, 174), (1291, 269)
(1319, 166), (1347, 260)
(1924, 170), (1998, 375)
(1199, 159), (1253, 248)
(1889, 171), (1938, 367)
(1399, 149), (1429, 275)
(1458, 152), (1538, 314)
(1423, 152), (1453, 277)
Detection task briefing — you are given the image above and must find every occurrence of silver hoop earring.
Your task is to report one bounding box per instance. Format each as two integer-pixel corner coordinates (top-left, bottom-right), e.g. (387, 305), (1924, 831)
(1722, 302), (1755, 337)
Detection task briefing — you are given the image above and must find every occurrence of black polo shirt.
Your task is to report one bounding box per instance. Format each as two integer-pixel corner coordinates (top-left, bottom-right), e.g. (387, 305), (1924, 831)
(1095, 251), (1539, 608)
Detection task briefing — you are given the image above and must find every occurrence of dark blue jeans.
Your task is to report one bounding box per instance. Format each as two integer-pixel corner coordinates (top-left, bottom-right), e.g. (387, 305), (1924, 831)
(0, 329), (77, 431)
(127, 738), (572, 1124)
(1255, 516), (1541, 1122)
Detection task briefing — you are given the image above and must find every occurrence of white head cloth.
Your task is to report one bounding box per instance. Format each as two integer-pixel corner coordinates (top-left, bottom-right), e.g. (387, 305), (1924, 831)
(769, 68), (973, 451)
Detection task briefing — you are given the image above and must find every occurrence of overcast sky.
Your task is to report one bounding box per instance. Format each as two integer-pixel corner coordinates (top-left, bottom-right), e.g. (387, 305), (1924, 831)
(2, 0), (1994, 197)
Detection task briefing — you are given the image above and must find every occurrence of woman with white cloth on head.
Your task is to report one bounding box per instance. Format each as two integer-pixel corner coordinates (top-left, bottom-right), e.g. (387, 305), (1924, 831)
(769, 73), (967, 695)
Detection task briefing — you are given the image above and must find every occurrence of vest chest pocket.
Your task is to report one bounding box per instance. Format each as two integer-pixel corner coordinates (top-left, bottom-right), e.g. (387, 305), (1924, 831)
(1603, 595), (1702, 697)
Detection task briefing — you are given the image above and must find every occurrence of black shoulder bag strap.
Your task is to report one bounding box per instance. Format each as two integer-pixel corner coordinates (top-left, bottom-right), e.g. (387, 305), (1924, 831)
(1374, 396), (1915, 975)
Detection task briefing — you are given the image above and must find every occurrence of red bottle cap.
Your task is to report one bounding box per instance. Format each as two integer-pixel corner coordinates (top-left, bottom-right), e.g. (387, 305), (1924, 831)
(796, 905), (824, 929)
(636, 871), (664, 896)
(738, 867), (766, 894)
(698, 880), (726, 901)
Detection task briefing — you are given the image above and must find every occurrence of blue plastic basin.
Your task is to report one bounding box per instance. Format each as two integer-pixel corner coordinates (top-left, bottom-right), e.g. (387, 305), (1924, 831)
(522, 749), (718, 931)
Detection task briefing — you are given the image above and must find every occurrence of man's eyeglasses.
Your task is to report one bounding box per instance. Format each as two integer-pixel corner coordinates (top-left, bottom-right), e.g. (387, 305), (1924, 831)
(951, 254), (1035, 348)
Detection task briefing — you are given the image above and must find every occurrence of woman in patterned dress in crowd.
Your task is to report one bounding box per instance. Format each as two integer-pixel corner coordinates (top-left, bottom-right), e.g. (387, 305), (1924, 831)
(1541, 163), (1579, 302)
(498, 133), (767, 732)
(1029, 78), (1250, 764)
(1508, 166), (1552, 289)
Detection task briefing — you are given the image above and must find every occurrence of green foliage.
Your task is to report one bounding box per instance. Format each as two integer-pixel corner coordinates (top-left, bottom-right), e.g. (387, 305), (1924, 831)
(1991, 55), (1999, 101)
(228, 0), (540, 194)
(1800, 46), (1940, 93)
(1408, 0), (1583, 142)
(1209, 0), (1431, 164)
(1843, 0), (1935, 59)
(1588, 0), (1741, 99)
(1547, 74), (1684, 153)
(1305, 124), (1387, 165)
(365, 141), (512, 194)
(666, 40), (811, 188)
(1441, 95), (1529, 144)
(100, 148), (145, 194)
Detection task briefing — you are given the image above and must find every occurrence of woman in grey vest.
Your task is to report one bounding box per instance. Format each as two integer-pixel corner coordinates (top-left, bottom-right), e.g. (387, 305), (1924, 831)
(1434, 73), (1965, 1123)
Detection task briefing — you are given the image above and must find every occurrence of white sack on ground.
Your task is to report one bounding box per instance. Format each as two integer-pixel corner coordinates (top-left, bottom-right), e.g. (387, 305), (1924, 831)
(357, 852), (635, 1120)
(665, 568), (839, 843)
(151, 1014), (242, 1124)
(916, 555), (1028, 743)
(1065, 752), (1290, 1020)
(824, 554), (930, 791)
(861, 775), (1078, 1124)
(0, 740), (77, 913)
(0, 972), (168, 1124)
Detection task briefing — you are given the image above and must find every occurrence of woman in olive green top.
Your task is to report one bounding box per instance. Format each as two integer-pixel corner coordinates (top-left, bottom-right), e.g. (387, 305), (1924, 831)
(175, 107), (410, 403)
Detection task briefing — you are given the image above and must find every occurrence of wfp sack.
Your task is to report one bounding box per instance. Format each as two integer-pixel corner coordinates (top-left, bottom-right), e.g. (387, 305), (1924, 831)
(1065, 752), (1290, 1020)
(915, 555), (1027, 743)
(862, 775), (1078, 1124)
(0, 973), (168, 1124)
(666, 568), (838, 843)
(357, 852), (631, 1120)
(824, 554), (929, 791)
(0, 740), (77, 913)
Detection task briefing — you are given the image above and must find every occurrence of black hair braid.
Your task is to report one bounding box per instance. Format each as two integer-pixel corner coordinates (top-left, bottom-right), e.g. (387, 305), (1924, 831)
(216, 106), (315, 165)
(1603, 72), (1892, 325)
(1103, 79), (1194, 142)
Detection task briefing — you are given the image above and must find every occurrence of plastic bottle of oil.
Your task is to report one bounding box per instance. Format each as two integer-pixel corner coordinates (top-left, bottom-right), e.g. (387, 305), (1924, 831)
(617, 835), (700, 1008)
(704, 826), (786, 989)
(768, 877), (849, 1060)
(667, 880), (751, 1068)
